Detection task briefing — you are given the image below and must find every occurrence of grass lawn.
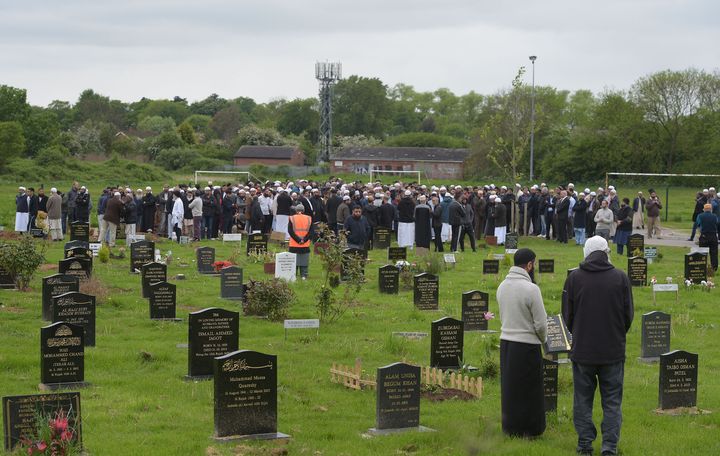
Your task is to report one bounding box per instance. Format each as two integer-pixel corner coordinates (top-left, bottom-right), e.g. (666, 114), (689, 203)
(1, 227), (719, 455)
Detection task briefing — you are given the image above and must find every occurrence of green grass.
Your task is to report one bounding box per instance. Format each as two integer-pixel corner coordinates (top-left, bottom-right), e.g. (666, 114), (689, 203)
(1, 232), (720, 455)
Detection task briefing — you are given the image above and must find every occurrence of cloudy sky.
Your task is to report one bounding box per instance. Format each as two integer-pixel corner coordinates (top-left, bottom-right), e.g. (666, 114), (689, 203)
(2, 0), (718, 106)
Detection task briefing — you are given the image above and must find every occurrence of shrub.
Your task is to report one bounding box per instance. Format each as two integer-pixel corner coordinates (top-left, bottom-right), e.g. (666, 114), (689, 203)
(244, 278), (294, 321)
(0, 235), (46, 290)
(98, 245), (110, 263)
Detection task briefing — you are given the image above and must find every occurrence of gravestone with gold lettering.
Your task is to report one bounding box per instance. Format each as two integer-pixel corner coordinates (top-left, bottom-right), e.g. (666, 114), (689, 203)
(461, 290), (489, 331)
(40, 322), (86, 390)
(42, 274), (79, 321)
(51, 292), (96, 347)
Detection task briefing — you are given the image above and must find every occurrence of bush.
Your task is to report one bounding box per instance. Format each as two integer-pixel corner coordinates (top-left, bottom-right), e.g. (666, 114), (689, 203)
(0, 235), (46, 290)
(98, 244), (110, 263)
(385, 132), (469, 149)
(244, 278), (294, 321)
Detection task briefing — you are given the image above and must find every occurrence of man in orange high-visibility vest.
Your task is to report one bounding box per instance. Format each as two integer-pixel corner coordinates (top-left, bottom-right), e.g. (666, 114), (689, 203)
(288, 204), (314, 280)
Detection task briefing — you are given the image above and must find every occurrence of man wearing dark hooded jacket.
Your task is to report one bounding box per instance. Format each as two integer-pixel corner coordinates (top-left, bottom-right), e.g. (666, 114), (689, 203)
(562, 236), (634, 456)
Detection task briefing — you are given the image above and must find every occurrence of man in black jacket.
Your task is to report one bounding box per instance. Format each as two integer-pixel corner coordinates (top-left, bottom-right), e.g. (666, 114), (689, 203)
(562, 236), (634, 456)
(325, 188), (342, 234)
(448, 192), (465, 252)
(555, 190), (570, 244)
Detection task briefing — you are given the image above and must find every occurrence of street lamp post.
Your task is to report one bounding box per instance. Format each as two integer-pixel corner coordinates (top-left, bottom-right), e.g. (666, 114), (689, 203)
(529, 55), (537, 182)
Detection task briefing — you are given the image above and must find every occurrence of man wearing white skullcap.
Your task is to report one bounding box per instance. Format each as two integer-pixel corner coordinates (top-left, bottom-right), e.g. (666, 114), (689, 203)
(46, 187), (63, 240)
(563, 235), (633, 456)
(15, 186), (30, 232)
(397, 189), (416, 248)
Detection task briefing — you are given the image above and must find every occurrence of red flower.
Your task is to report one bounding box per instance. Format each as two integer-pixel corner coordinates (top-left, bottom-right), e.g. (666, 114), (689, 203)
(60, 430), (73, 441)
(28, 441), (47, 454)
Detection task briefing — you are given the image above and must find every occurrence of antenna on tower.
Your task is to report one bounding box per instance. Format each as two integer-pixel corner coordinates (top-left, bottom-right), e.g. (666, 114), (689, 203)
(315, 61), (342, 163)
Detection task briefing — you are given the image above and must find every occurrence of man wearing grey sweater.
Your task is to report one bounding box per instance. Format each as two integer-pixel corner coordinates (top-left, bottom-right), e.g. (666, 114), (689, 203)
(496, 248), (548, 438)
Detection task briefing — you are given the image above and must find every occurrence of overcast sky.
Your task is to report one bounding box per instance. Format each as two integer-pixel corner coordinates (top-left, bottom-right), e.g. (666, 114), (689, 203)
(2, 0), (718, 107)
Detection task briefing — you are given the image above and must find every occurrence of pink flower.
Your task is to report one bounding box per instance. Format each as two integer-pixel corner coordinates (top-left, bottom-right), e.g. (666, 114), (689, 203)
(483, 311), (495, 321)
(60, 430), (73, 441)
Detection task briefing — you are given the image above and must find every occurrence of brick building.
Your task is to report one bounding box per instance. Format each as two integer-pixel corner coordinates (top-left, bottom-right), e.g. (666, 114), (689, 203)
(330, 147), (470, 180)
(233, 145), (305, 167)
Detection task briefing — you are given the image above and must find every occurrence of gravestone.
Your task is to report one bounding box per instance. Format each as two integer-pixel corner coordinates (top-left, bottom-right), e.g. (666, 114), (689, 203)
(543, 315), (572, 354)
(505, 232), (519, 250)
(149, 281), (179, 320)
(388, 247), (407, 262)
(374, 227), (391, 249)
(430, 317), (463, 370)
(659, 350), (698, 410)
(187, 308), (239, 379)
(222, 233), (243, 243)
(58, 258), (91, 280)
(341, 248), (365, 281)
(628, 233), (645, 257)
(543, 358), (559, 412)
(378, 265), (399, 294)
(462, 290), (489, 331)
(141, 262), (167, 298)
(40, 322), (85, 389)
(628, 256), (647, 287)
(64, 246), (93, 263)
(42, 274), (79, 321)
(30, 228), (45, 238)
(644, 246), (658, 264)
(51, 292), (96, 347)
(220, 266), (244, 300)
(640, 311), (671, 361)
(130, 240), (155, 273)
(246, 232), (269, 255)
(196, 246), (216, 274)
(0, 266), (15, 289)
(179, 236), (190, 245)
(482, 259), (500, 274)
(485, 235), (497, 246)
(413, 273), (439, 311)
(214, 350), (288, 440)
(538, 259), (555, 274)
(64, 240), (89, 251)
(69, 221), (90, 242)
(2, 392), (82, 451)
(684, 252), (707, 284)
(88, 242), (101, 257)
(371, 363), (422, 433)
(275, 252), (297, 282)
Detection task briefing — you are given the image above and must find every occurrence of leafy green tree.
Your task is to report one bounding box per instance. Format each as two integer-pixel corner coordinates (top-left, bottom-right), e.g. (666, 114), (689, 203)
(146, 130), (184, 160)
(0, 85), (30, 122)
(177, 121), (197, 144)
(190, 93), (229, 116)
(235, 124), (287, 147)
(23, 107), (60, 155)
(138, 115), (176, 134)
(385, 132), (468, 148)
(211, 104), (243, 141)
(0, 121), (25, 169)
(333, 75), (392, 136)
(47, 100), (73, 130)
(73, 89), (128, 129)
(137, 99), (190, 124)
(277, 98), (319, 140)
(110, 134), (141, 157)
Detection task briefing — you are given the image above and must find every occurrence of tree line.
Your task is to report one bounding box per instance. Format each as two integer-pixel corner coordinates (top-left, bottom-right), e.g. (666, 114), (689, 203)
(0, 67), (718, 181)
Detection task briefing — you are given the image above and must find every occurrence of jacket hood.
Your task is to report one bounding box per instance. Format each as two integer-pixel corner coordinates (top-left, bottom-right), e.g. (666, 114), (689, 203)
(505, 266), (532, 282)
(579, 250), (614, 272)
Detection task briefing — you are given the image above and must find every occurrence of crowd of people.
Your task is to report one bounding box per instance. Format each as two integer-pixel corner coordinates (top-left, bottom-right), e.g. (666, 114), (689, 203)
(11, 178), (719, 270)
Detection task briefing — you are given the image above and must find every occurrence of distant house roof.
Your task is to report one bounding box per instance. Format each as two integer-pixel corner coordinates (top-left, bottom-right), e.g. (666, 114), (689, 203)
(234, 145), (298, 159)
(333, 147), (470, 163)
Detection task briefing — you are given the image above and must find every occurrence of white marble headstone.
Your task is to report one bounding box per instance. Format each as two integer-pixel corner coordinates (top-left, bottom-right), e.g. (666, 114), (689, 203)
(275, 252), (297, 282)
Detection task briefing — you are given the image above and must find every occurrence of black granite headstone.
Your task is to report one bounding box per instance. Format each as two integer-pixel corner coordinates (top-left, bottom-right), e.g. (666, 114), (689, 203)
(246, 233), (269, 255)
(462, 290), (489, 331)
(374, 227), (391, 249)
(430, 317), (463, 370)
(628, 233), (645, 257)
(538, 259), (555, 274)
(51, 292), (96, 347)
(149, 281), (178, 320)
(543, 315), (572, 354)
(220, 266), (244, 300)
(543, 358), (559, 412)
(64, 246), (93, 263)
(684, 252), (707, 284)
(482, 259), (500, 274)
(214, 350), (285, 439)
(505, 232), (519, 250)
(196, 246), (216, 274)
(341, 248), (366, 281)
(628, 256), (647, 287)
(388, 247), (407, 262)
(58, 258), (91, 280)
(413, 273), (439, 311)
(2, 392), (81, 451)
(0, 266), (15, 289)
(659, 350), (698, 409)
(641, 311), (671, 360)
(40, 322), (85, 388)
(69, 222), (89, 242)
(375, 363), (421, 430)
(130, 240), (155, 273)
(379, 265), (399, 294)
(64, 240), (89, 251)
(141, 262), (167, 298)
(42, 274), (79, 321)
(187, 308), (239, 379)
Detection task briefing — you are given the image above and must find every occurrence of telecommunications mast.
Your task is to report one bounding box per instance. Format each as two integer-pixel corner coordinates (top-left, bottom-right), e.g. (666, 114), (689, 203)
(315, 62), (342, 163)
